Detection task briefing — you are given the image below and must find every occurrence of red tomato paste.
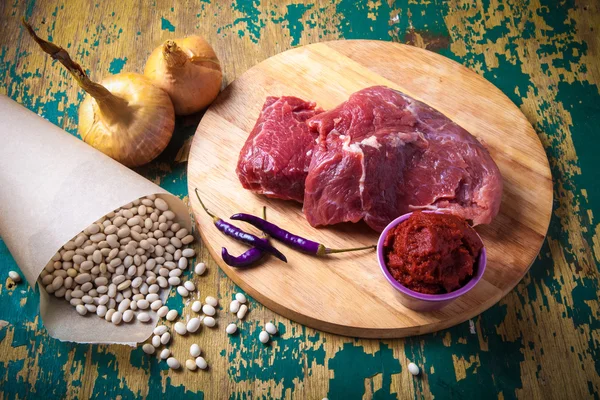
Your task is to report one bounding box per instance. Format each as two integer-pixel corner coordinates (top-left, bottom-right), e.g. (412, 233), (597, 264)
(383, 211), (483, 295)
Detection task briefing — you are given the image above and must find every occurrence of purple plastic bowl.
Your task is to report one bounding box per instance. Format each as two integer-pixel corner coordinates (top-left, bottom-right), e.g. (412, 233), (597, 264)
(377, 211), (487, 312)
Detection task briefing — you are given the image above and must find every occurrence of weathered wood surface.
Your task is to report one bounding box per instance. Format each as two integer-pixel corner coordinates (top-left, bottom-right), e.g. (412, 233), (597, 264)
(0, 0), (599, 399)
(188, 40), (553, 338)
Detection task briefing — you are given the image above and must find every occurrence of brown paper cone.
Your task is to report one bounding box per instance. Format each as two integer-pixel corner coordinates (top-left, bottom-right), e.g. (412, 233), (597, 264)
(0, 95), (191, 344)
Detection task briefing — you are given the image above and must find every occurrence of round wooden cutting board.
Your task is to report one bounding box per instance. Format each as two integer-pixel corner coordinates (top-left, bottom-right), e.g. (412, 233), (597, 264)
(187, 40), (553, 338)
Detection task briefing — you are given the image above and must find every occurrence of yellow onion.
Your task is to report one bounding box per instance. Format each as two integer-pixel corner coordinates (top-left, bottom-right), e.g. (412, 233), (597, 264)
(23, 20), (175, 167)
(144, 36), (222, 115)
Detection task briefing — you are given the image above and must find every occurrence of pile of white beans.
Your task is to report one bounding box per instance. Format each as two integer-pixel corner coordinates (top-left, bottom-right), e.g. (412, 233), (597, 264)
(38, 195), (196, 325)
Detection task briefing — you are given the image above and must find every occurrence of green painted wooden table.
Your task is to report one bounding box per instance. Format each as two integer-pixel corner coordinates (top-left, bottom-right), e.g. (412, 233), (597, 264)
(1, 1), (599, 399)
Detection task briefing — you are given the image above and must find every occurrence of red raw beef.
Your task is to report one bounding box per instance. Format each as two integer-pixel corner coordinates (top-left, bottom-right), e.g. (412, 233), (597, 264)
(303, 86), (503, 231)
(236, 96), (323, 202)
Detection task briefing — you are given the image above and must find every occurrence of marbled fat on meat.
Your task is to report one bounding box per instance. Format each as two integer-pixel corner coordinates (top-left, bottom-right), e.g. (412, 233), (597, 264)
(303, 86), (503, 231)
(236, 96), (323, 202)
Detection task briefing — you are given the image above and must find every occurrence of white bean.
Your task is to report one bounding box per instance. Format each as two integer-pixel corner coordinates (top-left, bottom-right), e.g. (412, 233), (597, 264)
(168, 276), (181, 286)
(205, 296), (218, 307)
(76, 304), (87, 316)
(107, 284), (117, 298)
(190, 344), (201, 357)
(156, 276), (168, 288)
(157, 306), (169, 318)
(118, 299), (131, 313)
(177, 286), (189, 297)
(174, 322), (187, 335)
(142, 344), (155, 354)
(160, 332), (171, 345)
(182, 248), (195, 258)
(202, 304), (216, 316)
(226, 323), (237, 335)
(187, 318), (201, 333)
(178, 257), (188, 270)
(265, 322), (277, 335)
(159, 348), (171, 360)
(137, 312), (151, 322)
(203, 316), (216, 328)
(152, 335), (161, 347)
(86, 223), (100, 235)
(194, 262), (206, 275)
(183, 281), (195, 292)
(154, 325), (168, 336)
(259, 330), (269, 344)
(105, 309), (115, 322)
(150, 299), (163, 311)
(195, 357), (207, 370)
(96, 305), (107, 317)
(154, 198), (168, 211)
(137, 299), (149, 310)
(235, 293), (247, 303)
(181, 235), (194, 245)
(166, 310), (178, 321)
(52, 276), (64, 291)
(191, 301), (202, 313)
(146, 293), (159, 303)
(237, 304), (248, 320)
(111, 311), (123, 325)
(166, 357), (180, 370)
(122, 310), (134, 323)
(229, 300), (240, 313)
(74, 273), (91, 284)
(186, 359), (197, 371)
(408, 363), (420, 376)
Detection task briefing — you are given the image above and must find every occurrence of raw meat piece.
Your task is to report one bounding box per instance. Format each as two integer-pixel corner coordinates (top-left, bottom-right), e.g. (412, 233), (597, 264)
(236, 96), (323, 202)
(303, 86), (503, 231)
